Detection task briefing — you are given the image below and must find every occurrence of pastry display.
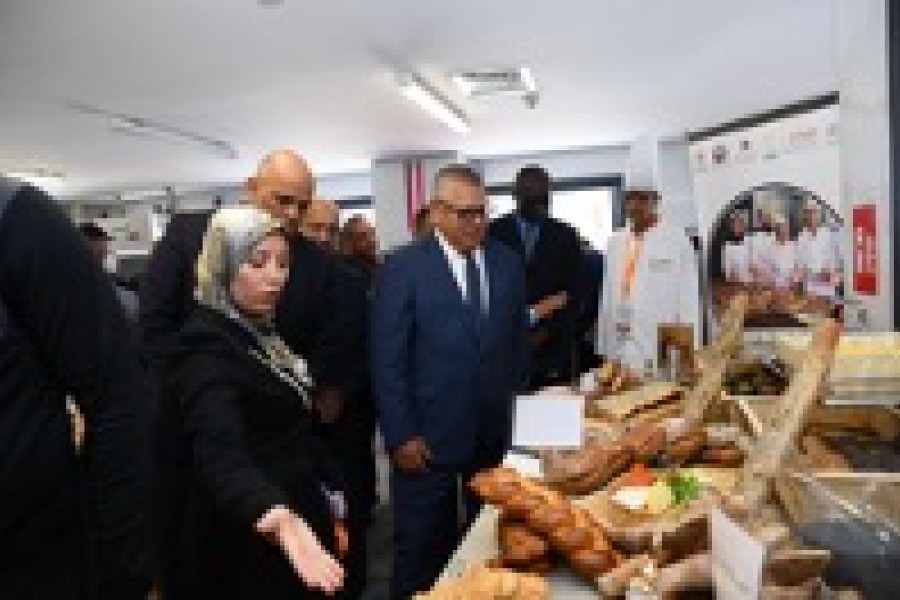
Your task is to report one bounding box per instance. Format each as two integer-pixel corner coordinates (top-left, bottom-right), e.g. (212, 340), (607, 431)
(620, 422), (667, 463)
(542, 441), (633, 496)
(415, 565), (549, 599)
(491, 514), (551, 572)
(469, 467), (622, 581)
(444, 316), (893, 600)
(588, 360), (642, 398)
(665, 428), (708, 466)
(724, 358), (790, 396)
(587, 381), (684, 423)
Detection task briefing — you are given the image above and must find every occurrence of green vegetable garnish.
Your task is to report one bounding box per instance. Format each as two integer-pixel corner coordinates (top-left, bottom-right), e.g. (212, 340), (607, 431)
(666, 472), (701, 505)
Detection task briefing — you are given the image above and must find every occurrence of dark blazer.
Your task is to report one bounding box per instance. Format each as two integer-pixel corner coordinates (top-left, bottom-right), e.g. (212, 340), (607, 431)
(488, 214), (584, 384)
(0, 180), (151, 598)
(370, 236), (529, 467)
(163, 306), (339, 599)
(577, 248), (605, 337)
(139, 211), (343, 388)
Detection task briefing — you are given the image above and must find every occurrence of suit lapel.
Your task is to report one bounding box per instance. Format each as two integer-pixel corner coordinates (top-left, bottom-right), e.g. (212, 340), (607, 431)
(424, 237), (462, 305)
(479, 243), (503, 351)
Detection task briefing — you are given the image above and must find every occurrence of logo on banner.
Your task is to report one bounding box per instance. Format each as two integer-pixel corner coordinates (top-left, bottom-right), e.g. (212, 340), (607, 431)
(825, 122), (839, 145)
(711, 144), (728, 165)
(787, 126), (818, 152)
(734, 138), (756, 164)
(852, 204), (878, 295)
(692, 148), (709, 173)
(760, 132), (779, 160)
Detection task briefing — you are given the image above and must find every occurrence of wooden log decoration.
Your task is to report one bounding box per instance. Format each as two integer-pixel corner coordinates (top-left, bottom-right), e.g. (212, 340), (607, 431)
(683, 293), (750, 427)
(696, 292), (750, 369)
(736, 319), (842, 510)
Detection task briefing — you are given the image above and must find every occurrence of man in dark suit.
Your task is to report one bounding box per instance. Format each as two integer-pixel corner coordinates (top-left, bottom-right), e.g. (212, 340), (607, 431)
(488, 165), (584, 389)
(139, 150), (349, 597)
(300, 198), (376, 599)
(576, 237), (605, 373)
(371, 165), (529, 598)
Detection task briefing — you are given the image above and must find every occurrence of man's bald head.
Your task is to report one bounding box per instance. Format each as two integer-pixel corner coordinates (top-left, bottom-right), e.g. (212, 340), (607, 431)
(302, 198), (340, 252)
(245, 149), (315, 235)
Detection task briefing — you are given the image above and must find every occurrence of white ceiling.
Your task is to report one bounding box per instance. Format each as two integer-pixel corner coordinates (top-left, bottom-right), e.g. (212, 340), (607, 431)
(0, 0), (837, 196)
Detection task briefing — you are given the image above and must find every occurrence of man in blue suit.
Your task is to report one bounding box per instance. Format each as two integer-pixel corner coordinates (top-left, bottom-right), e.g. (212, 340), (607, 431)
(371, 165), (528, 598)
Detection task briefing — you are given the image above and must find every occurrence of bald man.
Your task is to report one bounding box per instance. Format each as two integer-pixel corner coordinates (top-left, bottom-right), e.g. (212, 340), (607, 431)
(302, 198), (340, 253)
(140, 149), (353, 597)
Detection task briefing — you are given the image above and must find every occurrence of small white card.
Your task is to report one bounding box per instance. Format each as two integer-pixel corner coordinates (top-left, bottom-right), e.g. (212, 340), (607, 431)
(512, 393), (583, 448)
(710, 506), (765, 600)
(502, 451), (544, 478)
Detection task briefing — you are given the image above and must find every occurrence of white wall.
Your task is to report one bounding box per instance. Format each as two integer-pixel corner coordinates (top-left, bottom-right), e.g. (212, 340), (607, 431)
(657, 139), (698, 231)
(372, 153), (458, 250)
(838, 0), (893, 330)
(317, 171), (371, 199)
(474, 145), (628, 186)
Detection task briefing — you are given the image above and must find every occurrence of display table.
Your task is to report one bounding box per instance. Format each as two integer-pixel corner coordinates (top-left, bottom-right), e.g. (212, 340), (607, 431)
(439, 505), (599, 598)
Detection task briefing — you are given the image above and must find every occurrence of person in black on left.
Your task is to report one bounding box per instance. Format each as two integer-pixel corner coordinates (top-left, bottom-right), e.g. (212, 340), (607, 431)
(164, 205), (346, 598)
(0, 178), (152, 599)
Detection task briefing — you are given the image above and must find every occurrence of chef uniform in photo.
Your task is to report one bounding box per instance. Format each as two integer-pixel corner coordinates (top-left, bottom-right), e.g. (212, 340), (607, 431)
(748, 226), (775, 285)
(797, 206), (841, 298)
(723, 239), (751, 284)
(769, 220), (799, 290)
(597, 192), (701, 374)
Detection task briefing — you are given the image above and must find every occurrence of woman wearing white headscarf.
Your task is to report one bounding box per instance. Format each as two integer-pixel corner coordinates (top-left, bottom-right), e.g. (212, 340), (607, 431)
(161, 206), (345, 599)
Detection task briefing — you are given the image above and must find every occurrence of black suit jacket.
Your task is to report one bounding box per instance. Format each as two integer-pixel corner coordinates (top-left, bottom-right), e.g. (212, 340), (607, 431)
(139, 211), (343, 389)
(488, 213), (584, 385)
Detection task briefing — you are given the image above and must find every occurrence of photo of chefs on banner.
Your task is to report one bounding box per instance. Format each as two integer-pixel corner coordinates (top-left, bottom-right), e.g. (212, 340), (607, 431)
(708, 183), (844, 328)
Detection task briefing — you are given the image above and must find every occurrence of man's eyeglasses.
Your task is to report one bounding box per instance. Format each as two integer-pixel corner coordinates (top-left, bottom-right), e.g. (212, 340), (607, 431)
(438, 201), (487, 221)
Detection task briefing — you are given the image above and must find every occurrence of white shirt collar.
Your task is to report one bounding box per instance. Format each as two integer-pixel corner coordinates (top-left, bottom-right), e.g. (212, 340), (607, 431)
(435, 230), (484, 265)
(434, 230), (488, 308)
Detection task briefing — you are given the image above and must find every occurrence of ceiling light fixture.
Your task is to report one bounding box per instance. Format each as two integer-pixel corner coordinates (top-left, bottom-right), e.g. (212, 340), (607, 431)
(4, 168), (66, 190)
(396, 72), (470, 133)
(66, 102), (239, 159)
(450, 66), (540, 108)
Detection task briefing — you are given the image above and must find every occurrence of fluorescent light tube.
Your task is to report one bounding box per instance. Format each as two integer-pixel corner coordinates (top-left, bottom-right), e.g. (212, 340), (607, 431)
(520, 67), (537, 92)
(397, 72), (470, 133)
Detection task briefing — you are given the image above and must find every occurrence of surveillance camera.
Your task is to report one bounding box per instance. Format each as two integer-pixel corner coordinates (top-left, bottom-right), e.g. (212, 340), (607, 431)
(523, 91), (540, 109)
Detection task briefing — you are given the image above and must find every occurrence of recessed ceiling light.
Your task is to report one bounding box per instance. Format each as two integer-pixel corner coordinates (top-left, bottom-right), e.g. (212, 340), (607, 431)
(452, 66), (538, 97)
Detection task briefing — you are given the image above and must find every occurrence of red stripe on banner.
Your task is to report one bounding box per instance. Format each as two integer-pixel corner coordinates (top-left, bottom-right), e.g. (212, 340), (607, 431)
(404, 161), (414, 231)
(415, 160), (425, 219)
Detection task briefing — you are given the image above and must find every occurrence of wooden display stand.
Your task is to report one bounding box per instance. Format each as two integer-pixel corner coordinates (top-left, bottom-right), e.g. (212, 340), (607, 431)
(734, 319), (842, 509)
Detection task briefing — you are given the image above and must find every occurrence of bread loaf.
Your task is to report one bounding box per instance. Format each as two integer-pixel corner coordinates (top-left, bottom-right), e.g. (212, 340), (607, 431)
(666, 428), (708, 465)
(415, 565), (549, 599)
(621, 422), (667, 463)
(470, 467), (621, 581)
